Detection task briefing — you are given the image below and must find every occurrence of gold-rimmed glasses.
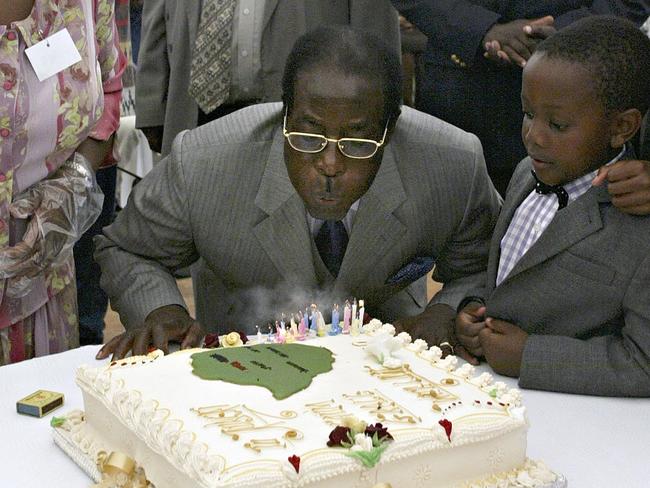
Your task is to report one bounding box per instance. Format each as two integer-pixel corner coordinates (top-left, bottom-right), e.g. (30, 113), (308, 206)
(283, 112), (389, 159)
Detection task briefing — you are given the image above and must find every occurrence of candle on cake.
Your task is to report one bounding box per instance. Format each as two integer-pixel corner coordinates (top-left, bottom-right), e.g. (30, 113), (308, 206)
(343, 300), (351, 334)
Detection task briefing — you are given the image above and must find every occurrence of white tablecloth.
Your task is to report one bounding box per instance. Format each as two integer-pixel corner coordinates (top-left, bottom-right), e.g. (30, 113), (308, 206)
(1, 346), (649, 487)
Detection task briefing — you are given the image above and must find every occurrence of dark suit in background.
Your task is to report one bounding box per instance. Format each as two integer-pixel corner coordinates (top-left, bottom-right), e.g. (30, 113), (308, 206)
(135, 0), (401, 156)
(390, 1), (650, 195)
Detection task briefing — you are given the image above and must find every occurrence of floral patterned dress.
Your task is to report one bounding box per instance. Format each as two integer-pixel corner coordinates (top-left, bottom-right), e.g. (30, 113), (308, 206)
(0, 0), (124, 365)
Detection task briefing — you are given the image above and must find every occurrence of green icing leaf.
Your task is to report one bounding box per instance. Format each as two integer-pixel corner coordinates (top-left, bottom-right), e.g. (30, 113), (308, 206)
(191, 343), (334, 400)
(344, 442), (390, 468)
(489, 388), (498, 398)
(50, 416), (66, 428)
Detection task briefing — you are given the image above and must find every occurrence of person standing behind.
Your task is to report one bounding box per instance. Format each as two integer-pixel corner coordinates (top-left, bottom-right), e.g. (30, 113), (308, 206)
(134, 0), (401, 157)
(0, 0), (125, 364)
(390, 0), (650, 196)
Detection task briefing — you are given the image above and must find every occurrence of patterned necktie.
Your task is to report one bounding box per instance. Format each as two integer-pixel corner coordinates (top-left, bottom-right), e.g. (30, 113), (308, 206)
(188, 0), (236, 113)
(315, 221), (349, 278)
(531, 171), (569, 209)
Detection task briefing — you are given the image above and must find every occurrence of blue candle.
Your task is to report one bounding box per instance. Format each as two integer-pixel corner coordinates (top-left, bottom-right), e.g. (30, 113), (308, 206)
(330, 305), (340, 335)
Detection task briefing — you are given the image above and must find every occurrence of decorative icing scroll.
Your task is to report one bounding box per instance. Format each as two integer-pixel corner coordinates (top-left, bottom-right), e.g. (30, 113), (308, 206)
(192, 404), (302, 451)
(342, 390), (421, 424)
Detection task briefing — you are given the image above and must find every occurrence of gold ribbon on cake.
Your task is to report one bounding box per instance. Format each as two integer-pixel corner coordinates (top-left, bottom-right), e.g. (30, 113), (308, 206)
(93, 451), (150, 488)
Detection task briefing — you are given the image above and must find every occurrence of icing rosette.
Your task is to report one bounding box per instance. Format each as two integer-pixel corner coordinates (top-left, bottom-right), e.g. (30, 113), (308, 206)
(420, 345), (442, 362)
(437, 355), (458, 371)
(363, 318), (383, 334)
(454, 363), (475, 379)
(409, 339), (428, 353)
(378, 323), (396, 336)
(471, 372), (494, 388)
(395, 332), (412, 345)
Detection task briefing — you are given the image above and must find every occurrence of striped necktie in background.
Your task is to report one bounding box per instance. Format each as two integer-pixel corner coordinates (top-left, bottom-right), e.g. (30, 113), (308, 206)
(188, 0), (236, 113)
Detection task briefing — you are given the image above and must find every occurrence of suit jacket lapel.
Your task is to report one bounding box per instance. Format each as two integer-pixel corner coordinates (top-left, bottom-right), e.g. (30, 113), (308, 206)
(253, 129), (318, 288)
(499, 180), (610, 286)
(188, 3), (201, 48)
(335, 145), (407, 293)
(261, 0), (279, 32)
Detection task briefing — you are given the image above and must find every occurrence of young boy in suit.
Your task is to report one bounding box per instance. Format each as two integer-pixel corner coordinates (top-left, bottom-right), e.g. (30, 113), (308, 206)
(455, 16), (650, 397)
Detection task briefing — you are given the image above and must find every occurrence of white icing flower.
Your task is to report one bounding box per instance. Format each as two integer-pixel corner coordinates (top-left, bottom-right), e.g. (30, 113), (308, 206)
(379, 323), (396, 336)
(363, 318), (383, 334)
(472, 372), (493, 387)
(396, 331), (412, 345)
(351, 433), (373, 452)
(383, 357), (403, 369)
(342, 416), (368, 434)
(455, 363), (475, 379)
(500, 388), (523, 407)
(365, 333), (402, 364)
(410, 339), (428, 353)
(437, 355), (458, 371)
(421, 346), (442, 362)
(493, 381), (508, 396)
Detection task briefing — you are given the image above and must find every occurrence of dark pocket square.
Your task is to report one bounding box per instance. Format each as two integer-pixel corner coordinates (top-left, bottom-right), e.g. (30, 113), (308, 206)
(385, 256), (435, 285)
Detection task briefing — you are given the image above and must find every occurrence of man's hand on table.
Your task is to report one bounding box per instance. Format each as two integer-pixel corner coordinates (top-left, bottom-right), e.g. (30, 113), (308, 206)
(96, 305), (205, 360)
(479, 318), (528, 377)
(394, 303), (457, 356)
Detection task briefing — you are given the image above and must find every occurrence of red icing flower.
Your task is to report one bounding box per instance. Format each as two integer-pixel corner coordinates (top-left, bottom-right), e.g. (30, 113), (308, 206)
(327, 426), (351, 447)
(364, 423), (393, 442)
(439, 419), (453, 442)
(237, 331), (249, 344)
(203, 333), (220, 348)
(288, 455), (300, 473)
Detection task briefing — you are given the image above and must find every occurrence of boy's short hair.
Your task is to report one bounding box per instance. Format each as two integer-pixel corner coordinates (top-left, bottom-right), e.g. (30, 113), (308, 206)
(535, 16), (650, 116)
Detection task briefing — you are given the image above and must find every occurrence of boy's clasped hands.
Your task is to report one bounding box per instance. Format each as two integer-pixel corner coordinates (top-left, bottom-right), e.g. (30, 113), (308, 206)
(455, 302), (528, 378)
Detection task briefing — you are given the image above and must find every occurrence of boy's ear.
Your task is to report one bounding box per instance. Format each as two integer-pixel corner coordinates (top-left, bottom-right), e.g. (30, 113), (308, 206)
(609, 108), (642, 148)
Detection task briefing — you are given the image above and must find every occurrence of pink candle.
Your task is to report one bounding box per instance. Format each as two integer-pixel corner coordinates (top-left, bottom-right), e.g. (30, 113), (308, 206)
(343, 300), (351, 334)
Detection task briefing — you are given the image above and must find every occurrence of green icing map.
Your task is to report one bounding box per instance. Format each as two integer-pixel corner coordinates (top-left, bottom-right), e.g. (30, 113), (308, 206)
(190, 343), (334, 400)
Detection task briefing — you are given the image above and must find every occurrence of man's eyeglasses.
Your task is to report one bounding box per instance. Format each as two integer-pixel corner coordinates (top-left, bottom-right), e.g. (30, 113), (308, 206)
(283, 112), (389, 159)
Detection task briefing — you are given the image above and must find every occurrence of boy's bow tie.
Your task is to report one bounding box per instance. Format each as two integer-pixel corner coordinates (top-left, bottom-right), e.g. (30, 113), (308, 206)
(531, 171), (568, 209)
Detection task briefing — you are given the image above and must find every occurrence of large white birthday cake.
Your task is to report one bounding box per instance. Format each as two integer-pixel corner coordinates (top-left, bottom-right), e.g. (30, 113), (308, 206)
(53, 322), (562, 487)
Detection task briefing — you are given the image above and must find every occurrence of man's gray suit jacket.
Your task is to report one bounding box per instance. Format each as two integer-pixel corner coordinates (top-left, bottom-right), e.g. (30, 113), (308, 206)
(485, 158), (650, 397)
(96, 103), (501, 334)
(134, 0), (401, 155)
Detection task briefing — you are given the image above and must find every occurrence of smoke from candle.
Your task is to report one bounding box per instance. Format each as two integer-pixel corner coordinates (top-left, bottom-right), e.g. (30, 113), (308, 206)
(228, 282), (351, 334)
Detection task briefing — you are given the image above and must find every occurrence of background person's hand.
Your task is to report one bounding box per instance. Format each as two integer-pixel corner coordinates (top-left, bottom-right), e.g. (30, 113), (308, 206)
(454, 302), (487, 365)
(96, 305), (205, 360)
(479, 317), (528, 377)
(394, 303), (457, 353)
(0, 153), (103, 295)
(483, 16), (554, 67)
(592, 159), (650, 215)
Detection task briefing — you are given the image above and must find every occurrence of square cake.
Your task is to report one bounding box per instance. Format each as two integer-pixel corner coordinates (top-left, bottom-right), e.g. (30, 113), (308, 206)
(53, 327), (562, 487)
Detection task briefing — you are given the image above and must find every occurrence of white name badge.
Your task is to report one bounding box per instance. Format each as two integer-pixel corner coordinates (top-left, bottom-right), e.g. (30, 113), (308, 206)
(25, 28), (82, 81)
